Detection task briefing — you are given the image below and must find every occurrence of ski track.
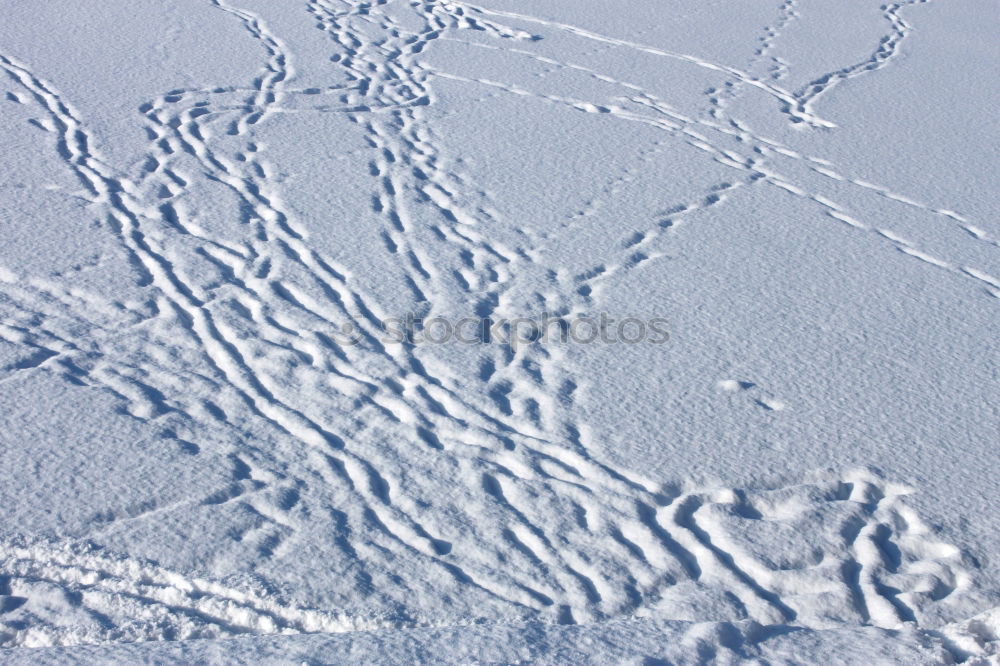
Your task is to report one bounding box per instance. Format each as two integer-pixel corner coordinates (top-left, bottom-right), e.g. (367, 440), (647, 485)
(0, 0), (996, 652)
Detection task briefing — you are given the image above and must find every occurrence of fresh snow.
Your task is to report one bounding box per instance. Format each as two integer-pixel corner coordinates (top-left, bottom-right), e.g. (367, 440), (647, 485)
(1, 0), (998, 662)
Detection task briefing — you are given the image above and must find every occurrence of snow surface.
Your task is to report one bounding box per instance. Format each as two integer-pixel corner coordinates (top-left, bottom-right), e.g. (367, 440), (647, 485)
(1, 0), (999, 662)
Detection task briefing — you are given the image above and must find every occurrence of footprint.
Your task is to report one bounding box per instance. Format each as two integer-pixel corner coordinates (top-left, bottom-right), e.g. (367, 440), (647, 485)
(717, 379), (755, 392)
(717, 379), (786, 411)
(755, 396), (786, 411)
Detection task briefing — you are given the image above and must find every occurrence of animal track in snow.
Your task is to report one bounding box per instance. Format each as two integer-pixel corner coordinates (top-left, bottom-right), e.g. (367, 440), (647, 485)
(717, 379), (786, 412)
(0, 0), (993, 652)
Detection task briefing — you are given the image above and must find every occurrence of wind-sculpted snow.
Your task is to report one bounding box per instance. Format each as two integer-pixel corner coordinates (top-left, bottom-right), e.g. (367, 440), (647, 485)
(0, 0), (997, 658)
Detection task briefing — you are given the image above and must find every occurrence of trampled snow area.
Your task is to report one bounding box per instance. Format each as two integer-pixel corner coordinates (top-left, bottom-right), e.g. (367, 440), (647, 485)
(1, 0), (998, 662)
